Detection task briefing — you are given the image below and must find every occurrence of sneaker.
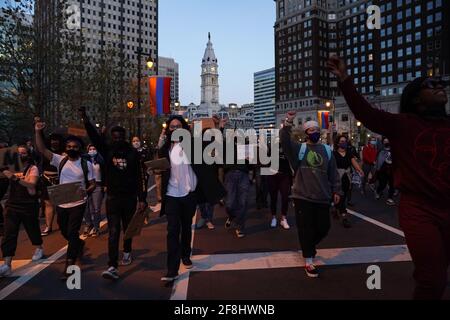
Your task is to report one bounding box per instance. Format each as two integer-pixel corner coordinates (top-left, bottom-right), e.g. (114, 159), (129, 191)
(32, 248), (44, 261)
(0, 264), (12, 277)
(375, 193), (381, 200)
(347, 201), (354, 207)
(235, 229), (245, 238)
(305, 264), (319, 278)
(386, 198), (395, 206)
(182, 257), (193, 269)
(102, 267), (119, 280)
(342, 217), (352, 228)
(161, 274), (179, 282)
(41, 226), (52, 236)
(196, 218), (206, 229)
(225, 218), (232, 229)
(393, 190), (400, 197)
(83, 225), (93, 236)
(206, 221), (215, 230)
(219, 199), (225, 207)
(270, 217), (277, 228)
(89, 228), (99, 238)
(280, 218), (290, 230)
(120, 252), (132, 266)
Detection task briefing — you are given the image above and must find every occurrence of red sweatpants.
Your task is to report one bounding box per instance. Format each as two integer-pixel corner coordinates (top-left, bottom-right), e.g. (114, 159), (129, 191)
(399, 199), (450, 300)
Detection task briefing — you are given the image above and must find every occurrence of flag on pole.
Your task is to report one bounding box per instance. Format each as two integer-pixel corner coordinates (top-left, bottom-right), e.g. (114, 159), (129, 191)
(317, 111), (330, 129)
(149, 76), (172, 116)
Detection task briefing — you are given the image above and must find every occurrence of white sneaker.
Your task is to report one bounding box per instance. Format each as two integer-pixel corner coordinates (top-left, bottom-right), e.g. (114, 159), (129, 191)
(102, 267), (119, 280)
(32, 248), (44, 261)
(280, 218), (290, 230)
(120, 252), (132, 266)
(386, 198), (395, 206)
(206, 221), (215, 230)
(0, 264), (12, 277)
(270, 217), (277, 228)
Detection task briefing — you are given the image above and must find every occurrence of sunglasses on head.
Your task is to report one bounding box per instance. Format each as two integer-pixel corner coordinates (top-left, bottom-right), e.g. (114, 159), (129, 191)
(421, 78), (448, 89)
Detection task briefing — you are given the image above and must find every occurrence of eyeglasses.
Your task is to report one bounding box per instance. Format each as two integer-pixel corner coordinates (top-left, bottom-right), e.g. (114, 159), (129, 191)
(169, 125), (182, 130)
(421, 78), (447, 90)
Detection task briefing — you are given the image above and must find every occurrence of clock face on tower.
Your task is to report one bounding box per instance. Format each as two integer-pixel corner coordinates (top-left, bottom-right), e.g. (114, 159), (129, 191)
(211, 67), (215, 72)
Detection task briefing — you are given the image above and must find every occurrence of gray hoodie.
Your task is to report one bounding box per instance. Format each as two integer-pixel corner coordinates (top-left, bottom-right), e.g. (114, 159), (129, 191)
(280, 126), (341, 204)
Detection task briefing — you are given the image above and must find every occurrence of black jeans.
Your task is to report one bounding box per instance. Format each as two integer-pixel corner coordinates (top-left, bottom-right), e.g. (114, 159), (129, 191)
(268, 172), (291, 216)
(1, 204), (42, 257)
(336, 174), (351, 215)
(165, 192), (197, 276)
(377, 171), (395, 198)
(294, 199), (331, 258)
(56, 203), (86, 261)
(106, 195), (137, 268)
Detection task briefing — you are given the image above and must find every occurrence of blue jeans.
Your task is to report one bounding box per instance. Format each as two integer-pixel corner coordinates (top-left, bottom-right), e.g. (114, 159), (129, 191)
(84, 186), (104, 230)
(224, 170), (250, 230)
(198, 203), (214, 221)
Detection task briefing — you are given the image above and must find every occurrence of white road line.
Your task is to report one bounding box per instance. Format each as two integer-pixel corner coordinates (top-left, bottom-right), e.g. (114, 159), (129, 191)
(347, 209), (405, 237)
(169, 208), (198, 300)
(189, 245), (411, 272)
(0, 219), (108, 300)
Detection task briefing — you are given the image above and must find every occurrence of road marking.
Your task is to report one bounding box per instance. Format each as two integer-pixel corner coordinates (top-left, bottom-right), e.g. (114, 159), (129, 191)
(169, 209), (198, 300)
(347, 209), (405, 237)
(0, 219), (108, 300)
(169, 244), (411, 299)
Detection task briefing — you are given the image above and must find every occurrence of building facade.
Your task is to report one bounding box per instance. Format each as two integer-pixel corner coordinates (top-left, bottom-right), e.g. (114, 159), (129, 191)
(35, 0), (158, 129)
(254, 68), (276, 133)
(199, 32), (220, 115)
(158, 56), (179, 104)
(274, 0), (450, 143)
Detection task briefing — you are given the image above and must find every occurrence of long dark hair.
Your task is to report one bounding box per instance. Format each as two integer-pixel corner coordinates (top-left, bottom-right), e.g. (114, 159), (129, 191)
(400, 76), (427, 114)
(334, 134), (348, 150)
(161, 115), (190, 151)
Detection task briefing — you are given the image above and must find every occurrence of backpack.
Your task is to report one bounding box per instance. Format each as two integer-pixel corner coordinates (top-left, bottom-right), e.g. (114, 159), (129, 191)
(298, 143), (332, 161)
(58, 157), (89, 186)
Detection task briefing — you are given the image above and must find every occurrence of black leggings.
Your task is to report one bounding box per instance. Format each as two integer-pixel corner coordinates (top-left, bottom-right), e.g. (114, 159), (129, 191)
(268, 172), (291, 217)
(377, 171), (395, 198)
(336, 174), (351, 215)
(2, 203), (42, 257)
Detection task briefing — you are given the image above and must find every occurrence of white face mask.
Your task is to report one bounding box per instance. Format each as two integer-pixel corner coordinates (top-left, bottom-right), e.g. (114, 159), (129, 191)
(132, 142), (141, 149)
(88, 150), (97, 157)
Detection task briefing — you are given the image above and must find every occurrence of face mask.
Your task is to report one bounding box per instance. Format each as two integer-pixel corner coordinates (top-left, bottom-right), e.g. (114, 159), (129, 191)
(88, 150), (97, 157)
(338, 142), (348, 149)
(384, 143), (390, 149)
(307, 132), (321, 143)
(66, 149), (80, 158)
(132, 142), (141, 149)
(20, 155), (30, 163)
(370, 141), (377, 145)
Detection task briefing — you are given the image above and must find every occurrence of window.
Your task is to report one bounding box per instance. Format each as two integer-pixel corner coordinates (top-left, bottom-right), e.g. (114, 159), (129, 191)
(398, 49), (403, 58)
(341, 114), (349, 122)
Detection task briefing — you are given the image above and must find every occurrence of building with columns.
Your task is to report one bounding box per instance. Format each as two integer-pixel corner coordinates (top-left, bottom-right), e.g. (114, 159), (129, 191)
(199, 32), (220, 115)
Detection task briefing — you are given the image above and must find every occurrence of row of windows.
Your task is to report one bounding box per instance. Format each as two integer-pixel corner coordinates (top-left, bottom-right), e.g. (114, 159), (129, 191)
(81, 0), (156, 12)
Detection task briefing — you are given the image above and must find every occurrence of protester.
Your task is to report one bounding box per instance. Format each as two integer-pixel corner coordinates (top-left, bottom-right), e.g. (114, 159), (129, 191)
(374, 137), (395, 206)
(333, 135), (364, 228)
(268, 139), (291, 230)
(80, 108), (147, 280)
(361, 136), (378, 195)
(82, 144), (105, 237)
(158, 115), (225, 282)
(280, 117), (341, 277)
(0, 145), (44, 277)
(35, 121), (95, 280)
(328, 55), (450, 299)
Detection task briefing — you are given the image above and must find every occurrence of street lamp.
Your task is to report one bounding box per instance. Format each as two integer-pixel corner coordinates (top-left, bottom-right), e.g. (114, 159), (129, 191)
(127, 101), (134, 109)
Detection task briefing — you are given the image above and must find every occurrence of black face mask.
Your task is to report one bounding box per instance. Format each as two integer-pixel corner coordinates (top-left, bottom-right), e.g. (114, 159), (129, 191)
(111, 140), (129, 151)
(66, 149), (80, 158)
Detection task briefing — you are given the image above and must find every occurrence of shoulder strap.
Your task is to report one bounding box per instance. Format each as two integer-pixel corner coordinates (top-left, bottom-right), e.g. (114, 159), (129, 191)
(323, 144), (332, 161)
(58, 156), (69, 175)
(298, 143), (308, 161)
(81, 158), (89, 185)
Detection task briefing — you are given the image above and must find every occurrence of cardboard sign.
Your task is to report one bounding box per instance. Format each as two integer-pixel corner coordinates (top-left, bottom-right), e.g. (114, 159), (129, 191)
(144, 158), (171, 171)
(0, 146), (24, 176)
(124, 207), (152, 240)
(68, 127), (87, 137)
(194, 118), (216, 130)
(47, 182), (84, 206)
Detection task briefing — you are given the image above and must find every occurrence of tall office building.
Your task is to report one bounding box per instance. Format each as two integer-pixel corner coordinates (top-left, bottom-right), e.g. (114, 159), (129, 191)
(35, 0), (158, 128)
(158, 56), (179, 103)
(274, 0), (450, 136)
(254, 68), (276, 133)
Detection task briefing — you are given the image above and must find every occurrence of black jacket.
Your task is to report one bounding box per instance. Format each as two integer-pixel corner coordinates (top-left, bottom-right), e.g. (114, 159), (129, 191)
(158, 138), (226, 217)
(83, 120), (147, 202)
